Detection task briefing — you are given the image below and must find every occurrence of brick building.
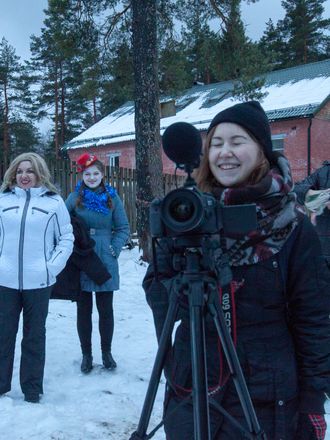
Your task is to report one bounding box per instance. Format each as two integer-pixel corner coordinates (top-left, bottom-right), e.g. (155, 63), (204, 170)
(64, 59), (330, 182)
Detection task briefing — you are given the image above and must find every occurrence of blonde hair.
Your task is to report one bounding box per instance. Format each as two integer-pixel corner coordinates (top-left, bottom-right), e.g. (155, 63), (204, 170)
(0, 152), (58, 193)
(194, 126), (270, 193)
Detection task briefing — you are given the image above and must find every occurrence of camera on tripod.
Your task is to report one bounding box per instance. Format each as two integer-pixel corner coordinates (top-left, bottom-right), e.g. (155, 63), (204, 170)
(130, 122), (266, 440)
(150, 186), (221, 237)
(150, 121), (256, 240)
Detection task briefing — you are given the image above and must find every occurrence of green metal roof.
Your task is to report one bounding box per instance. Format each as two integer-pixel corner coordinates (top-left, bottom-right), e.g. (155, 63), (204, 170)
(265, 59), (330, 86)
(174, 59), (330, 120)
(267, 104), (320, 120)
(64, 59), (330, 150)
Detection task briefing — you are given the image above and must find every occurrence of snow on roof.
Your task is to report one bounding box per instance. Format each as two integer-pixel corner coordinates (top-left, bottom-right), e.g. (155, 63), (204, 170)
(65, 61), (330, 151)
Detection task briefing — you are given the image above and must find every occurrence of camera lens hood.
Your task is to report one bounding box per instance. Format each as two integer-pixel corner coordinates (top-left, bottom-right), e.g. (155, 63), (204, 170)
(161, 188), (204, 233)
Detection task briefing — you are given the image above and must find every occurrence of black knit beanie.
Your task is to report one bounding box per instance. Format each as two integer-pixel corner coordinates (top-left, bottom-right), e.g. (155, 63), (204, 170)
(207, 101), (274, 163)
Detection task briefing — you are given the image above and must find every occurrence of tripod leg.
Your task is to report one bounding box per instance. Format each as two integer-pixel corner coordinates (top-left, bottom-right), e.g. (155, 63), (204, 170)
(207, 294), (267, 440)
(188, 281), (212, 440)
(130, 289), (180, 440)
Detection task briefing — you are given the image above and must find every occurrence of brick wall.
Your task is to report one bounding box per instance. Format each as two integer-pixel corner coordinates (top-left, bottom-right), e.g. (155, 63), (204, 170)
(270, 116), (330, 182)
(68, 140), (179, 174)
(67, 110), (330, 183)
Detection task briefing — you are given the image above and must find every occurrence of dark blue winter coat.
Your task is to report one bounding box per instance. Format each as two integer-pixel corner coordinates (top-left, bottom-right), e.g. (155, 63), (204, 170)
(143, 214), (330, 416)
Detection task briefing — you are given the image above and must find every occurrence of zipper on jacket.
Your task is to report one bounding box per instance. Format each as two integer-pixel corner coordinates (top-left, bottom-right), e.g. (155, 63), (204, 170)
(18, 190), (31, 291)
(51, 250), (62, 263)
(32, 207), (49, 215)
(0, 218), (4, 257)
(3, 206), (19, 213)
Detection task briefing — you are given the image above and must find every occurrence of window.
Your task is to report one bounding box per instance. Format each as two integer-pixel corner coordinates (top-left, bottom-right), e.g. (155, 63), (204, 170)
(108, 153), (120, 167)
(271, 134), (285, 152)
(160, 100), (176, 118)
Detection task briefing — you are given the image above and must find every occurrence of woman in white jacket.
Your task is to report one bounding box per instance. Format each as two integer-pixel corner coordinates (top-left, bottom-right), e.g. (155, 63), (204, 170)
(0, 152), (73, 403)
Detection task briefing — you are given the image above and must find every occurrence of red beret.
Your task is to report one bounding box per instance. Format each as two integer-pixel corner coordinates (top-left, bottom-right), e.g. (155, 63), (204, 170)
(76, 153), (98, 172)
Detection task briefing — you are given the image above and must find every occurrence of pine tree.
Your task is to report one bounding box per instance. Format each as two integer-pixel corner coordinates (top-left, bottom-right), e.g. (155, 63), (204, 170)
(259, 19), (286, 70)
(159, 38), (191, 94)
(99, 39), (134, 116)
(30, 0), (91, 158)
(10, 118), (42, 157)
(0, 38), (23, 165)
(275, 0), (330, 67)
(210, 0), (268, 99)
(175, 0), (220, 85)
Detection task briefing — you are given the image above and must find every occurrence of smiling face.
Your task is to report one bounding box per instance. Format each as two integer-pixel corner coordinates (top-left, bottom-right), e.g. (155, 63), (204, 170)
(208, 122), (261, 187)
(82, 164), (104, 189)
(16, 161), (38, 189)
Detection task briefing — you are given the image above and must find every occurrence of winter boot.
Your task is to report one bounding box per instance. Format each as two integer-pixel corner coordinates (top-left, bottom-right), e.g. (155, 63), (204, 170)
(102, 352), (117, 370)
(81, 354), (93, 374)
(24, 393), (40, 403)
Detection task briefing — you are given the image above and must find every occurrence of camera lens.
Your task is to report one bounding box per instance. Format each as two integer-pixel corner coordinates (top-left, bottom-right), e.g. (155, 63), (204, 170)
(169, 197), (195, 222)
(161, 188), (204, 233)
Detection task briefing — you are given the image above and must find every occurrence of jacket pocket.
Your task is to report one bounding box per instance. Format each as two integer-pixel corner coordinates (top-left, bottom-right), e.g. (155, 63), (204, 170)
(255, 256), (283, 291)
(31, 207), (49, 215)
(243, 337), (298, 403)
(2, 206), (19, 213)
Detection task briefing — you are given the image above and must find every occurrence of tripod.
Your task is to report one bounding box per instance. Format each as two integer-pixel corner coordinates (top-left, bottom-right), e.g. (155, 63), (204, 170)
(130, 240), (267, 440)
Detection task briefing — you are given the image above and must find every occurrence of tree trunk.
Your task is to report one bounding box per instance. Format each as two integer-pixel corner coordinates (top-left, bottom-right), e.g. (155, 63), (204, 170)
(93, 96), (97, 123)
(60, 62), (66, 154)
(3, 81), (10, 166)
(54, 64), (59, 160)
(132, 0), (163, 262)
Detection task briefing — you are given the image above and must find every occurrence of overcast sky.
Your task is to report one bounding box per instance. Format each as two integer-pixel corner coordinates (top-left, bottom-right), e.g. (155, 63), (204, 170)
(0, 0), (330, 61)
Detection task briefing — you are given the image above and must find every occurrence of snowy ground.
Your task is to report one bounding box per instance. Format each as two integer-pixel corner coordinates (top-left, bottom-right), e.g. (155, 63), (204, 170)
(0, 246), (329, 439)
(0, 247), (165, 440)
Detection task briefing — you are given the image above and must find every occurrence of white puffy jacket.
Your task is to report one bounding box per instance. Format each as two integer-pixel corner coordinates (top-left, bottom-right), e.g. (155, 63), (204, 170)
(0, 186), (73, 290)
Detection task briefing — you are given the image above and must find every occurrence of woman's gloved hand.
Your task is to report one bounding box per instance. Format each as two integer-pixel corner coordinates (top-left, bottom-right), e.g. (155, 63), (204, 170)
(295, 413), (327, 440)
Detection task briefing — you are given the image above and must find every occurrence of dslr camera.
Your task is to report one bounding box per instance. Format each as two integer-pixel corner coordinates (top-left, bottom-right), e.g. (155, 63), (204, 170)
(150, 122), (256, 240)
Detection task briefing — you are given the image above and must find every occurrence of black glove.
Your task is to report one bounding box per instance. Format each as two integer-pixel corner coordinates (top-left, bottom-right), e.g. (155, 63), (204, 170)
(295, 413), (326, 440)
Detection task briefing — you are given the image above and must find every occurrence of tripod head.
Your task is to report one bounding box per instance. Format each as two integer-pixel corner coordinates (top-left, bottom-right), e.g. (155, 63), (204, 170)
(170, 234), (233, 289)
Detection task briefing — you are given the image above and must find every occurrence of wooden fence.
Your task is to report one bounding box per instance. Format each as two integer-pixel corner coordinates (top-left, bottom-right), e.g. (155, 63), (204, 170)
(0, 159), (186, 234)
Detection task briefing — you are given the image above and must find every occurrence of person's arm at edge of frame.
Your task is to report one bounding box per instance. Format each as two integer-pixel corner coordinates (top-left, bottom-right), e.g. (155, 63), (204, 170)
(294, 168), (322, 205)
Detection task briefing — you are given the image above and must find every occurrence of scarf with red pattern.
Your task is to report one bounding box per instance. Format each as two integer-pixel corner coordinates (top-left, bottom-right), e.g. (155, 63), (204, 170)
(212, 153), (298, 266)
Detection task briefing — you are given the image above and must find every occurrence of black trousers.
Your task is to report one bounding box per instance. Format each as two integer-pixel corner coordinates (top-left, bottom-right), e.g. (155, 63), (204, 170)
(76, 291), (114, 355)
(163, 381), (298, 440)
(0, 285), (51, 396)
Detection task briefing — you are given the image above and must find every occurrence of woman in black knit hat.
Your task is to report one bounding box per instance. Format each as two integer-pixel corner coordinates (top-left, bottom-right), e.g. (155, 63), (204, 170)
(143, 101), (330, 439)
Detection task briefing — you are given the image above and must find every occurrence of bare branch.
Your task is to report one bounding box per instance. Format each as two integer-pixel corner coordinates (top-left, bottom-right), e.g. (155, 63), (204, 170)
(100, 3), (131, 51)
(208, 0), (229, 32)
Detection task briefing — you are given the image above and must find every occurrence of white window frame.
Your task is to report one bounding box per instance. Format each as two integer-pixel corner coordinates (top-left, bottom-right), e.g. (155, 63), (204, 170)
(108, 152), (121, 167)
(271, 134), (286, 152)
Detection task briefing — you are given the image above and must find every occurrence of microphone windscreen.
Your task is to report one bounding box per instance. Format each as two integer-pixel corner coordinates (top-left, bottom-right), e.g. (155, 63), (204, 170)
(162, 122), (202, 165)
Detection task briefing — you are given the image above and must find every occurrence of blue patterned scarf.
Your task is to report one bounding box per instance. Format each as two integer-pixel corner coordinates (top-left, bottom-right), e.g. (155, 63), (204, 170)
(75, 181), (116, 215)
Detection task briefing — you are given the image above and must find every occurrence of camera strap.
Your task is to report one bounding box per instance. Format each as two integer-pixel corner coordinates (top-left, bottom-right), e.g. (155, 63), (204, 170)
(169, 279), (243, 399)
(207, 281), (241, 394)
(219, 281), (238, 346)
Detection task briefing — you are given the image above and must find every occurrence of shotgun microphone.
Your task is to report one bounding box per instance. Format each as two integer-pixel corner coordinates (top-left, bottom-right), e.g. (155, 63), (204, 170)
(162, 122), (202, 171)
